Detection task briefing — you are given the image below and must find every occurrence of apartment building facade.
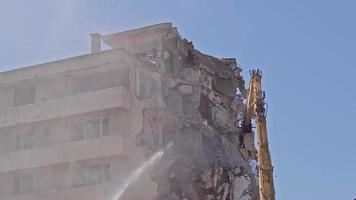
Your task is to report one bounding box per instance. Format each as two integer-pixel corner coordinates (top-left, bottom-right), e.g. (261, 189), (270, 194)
(0, 26), (163, 199)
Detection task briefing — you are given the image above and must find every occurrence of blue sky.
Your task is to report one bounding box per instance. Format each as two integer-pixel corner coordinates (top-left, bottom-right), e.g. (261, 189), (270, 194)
(0, 0), (355, 199)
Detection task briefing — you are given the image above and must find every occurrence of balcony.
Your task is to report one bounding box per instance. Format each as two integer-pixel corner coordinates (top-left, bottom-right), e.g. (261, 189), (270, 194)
(0, 86), (132, 128)
(2, 173), (157, 200)
(0, 134), (124, 173)
(2, 181), (117, 200)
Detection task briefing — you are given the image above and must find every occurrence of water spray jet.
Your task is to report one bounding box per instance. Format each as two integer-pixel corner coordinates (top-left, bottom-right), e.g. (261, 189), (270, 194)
(111, 143), (172, 200)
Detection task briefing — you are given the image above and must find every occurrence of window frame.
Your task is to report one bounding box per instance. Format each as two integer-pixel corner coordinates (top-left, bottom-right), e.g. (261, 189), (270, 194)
(13, 173), (34, 195)
(12, 85), (36, 107)
(72, 117), (110, 141)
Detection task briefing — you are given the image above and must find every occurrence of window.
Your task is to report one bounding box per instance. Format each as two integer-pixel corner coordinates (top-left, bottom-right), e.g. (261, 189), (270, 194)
(72, 163), (110, 187)
(85, 164), (110, 185)
(72, 117), (110, 141)
(12, 132), (34, 151)
(13, 174), (34, 194)
(85, 119), (100, 138)
(101, 118), (109, 136)
(69, 68), (129, 95)
(13, 85), (36, 106)
(72, 122), (85, 141)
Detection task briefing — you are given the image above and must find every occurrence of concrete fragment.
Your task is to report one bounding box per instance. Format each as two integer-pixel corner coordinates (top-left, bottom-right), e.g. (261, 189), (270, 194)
(179, 85), (193, 94)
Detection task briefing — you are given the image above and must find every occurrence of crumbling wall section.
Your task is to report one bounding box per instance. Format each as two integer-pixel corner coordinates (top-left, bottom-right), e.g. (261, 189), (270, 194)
(134, 26), (258, 200)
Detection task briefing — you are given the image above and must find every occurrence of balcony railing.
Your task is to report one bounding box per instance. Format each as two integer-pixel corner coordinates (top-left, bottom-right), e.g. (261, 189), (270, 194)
(0, 134), (124, 172)
(3, 180), (118, 200)
(0, 86), (132, 128)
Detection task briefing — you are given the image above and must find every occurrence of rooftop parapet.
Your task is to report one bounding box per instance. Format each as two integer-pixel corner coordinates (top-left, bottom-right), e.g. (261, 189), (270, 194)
(102, 23), (173, 52)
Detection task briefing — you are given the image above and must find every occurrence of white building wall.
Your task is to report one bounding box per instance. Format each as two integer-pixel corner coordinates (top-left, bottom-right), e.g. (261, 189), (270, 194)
(0, 48), (145, 199)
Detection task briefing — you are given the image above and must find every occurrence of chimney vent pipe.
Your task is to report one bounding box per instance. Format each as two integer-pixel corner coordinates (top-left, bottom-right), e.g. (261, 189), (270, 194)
(90, 33), (101, 53)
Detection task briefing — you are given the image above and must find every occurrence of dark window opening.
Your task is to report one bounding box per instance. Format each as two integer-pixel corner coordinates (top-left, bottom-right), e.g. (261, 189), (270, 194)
(13, 85), (36, 106)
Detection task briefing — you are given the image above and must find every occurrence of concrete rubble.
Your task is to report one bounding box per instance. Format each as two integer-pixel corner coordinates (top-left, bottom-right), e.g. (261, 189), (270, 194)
(125, 23), (260, 200)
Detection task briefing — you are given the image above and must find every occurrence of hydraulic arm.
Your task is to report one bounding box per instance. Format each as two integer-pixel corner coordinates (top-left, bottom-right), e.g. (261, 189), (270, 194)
(243, 70), (275, 200)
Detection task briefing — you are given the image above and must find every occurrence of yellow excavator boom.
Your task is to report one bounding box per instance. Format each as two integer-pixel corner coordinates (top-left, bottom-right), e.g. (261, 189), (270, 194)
(243, 70), (275, 200)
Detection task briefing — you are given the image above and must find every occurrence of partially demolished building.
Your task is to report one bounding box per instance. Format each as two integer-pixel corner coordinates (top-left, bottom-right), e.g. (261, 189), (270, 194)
(0, 23), (259, 200)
